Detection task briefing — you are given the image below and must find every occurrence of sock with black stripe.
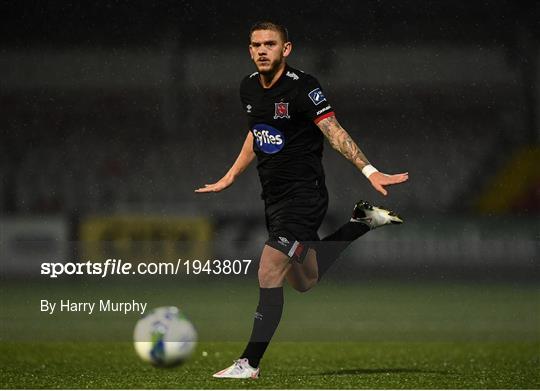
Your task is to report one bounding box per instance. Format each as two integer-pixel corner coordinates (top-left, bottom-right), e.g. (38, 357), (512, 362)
(241, 287), (284, 368)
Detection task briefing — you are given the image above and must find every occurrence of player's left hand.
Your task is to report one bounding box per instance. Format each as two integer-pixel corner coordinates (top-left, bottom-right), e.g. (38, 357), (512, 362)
(368, 171), (408, 196)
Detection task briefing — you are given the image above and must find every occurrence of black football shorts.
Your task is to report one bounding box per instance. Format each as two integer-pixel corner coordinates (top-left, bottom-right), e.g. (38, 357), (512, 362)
(264, 185), (328, 263)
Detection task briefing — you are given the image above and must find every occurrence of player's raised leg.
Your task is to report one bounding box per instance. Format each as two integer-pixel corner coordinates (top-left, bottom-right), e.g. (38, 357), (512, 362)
(213, 245), (291, 379)
(286, 200), (404, 292)
(316, 200), (403, 280)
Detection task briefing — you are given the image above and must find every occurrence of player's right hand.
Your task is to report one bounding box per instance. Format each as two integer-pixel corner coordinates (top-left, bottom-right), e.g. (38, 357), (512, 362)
(194, 175), (234, 193)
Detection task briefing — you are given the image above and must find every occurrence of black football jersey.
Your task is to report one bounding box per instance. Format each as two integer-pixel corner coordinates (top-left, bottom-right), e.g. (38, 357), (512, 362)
(240, 64), (334, 201)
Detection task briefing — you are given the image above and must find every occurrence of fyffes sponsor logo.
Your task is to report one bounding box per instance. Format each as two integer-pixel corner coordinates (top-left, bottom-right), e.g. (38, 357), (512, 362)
(252, 124), (284, 154)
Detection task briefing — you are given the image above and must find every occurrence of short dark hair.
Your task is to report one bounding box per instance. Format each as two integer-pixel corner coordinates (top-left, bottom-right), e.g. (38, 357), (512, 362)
(249, 21), (289, 43)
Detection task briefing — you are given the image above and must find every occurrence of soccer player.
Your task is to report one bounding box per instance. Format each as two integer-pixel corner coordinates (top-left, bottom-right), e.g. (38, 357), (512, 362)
(195, 21), (408, 379)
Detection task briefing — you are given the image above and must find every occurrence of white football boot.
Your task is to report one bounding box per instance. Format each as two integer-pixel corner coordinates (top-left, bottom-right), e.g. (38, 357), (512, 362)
(213, 358), (260, 379)
(350, 200), (403, 229)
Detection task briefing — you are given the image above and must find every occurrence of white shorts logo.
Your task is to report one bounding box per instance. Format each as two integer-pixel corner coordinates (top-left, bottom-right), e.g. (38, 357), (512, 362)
(278, 236), (290, 246)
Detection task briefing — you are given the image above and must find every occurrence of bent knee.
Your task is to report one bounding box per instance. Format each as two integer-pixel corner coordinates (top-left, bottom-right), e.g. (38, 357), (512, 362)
(293, 285), (311, 293)
(291, 278), (318, 293)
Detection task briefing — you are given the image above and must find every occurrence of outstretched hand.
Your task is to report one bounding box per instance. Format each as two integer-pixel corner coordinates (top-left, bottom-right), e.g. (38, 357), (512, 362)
(194, 175), (234, 193)
(368, 171), (408, 196)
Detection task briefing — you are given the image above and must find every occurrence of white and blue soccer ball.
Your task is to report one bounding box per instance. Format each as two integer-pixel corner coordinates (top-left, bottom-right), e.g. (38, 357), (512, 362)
(133, 306), (197, 367)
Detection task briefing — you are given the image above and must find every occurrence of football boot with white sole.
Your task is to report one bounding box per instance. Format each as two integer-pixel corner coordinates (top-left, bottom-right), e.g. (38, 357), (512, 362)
(350, 200), (403, 229)
(213, 358), (260, 379)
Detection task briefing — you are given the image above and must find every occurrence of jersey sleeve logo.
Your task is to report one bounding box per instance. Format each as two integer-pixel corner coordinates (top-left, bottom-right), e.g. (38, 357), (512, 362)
(286, 71), (299, 80)
(308, 88), (326, 106)
(274, 102), (290, 119)
(252, 124), (284, 154)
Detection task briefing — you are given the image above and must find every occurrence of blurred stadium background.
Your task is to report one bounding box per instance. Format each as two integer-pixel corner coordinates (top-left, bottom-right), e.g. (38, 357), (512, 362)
(0, 0), (539, 334)
(1, 1), (537, 279)
(1, 2), (538, 388)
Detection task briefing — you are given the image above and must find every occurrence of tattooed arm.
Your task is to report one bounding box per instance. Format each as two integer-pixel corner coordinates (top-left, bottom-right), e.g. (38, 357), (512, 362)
(317, 115), (408, 196)
(317, 115), (371, 170)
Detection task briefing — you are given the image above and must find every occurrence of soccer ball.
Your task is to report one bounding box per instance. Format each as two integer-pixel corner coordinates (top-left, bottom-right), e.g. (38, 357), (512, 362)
(133, 306), (197, 367)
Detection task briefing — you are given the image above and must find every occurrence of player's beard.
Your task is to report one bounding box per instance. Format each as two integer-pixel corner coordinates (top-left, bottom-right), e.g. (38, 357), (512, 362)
(257, 56), (283, 77)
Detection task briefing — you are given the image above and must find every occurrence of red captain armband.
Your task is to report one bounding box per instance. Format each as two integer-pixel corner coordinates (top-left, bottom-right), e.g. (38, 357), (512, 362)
(314, 111), (335, 124)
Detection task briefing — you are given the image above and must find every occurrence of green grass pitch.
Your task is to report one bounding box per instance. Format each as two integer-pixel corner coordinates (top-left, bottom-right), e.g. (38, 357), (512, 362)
(1, 341), (539, 389)
(1, 279), (539, 388)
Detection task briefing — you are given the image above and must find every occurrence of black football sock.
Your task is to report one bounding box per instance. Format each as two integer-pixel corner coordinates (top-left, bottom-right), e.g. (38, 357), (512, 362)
(241, 287), (284, 368)
(316, 221), (371, 280)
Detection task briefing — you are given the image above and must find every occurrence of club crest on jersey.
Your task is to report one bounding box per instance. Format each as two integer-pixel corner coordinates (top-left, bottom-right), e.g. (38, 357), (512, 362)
(308, 88), (326, 105)
(274, 102), (290, 119)
(252, 124), (284, 154)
